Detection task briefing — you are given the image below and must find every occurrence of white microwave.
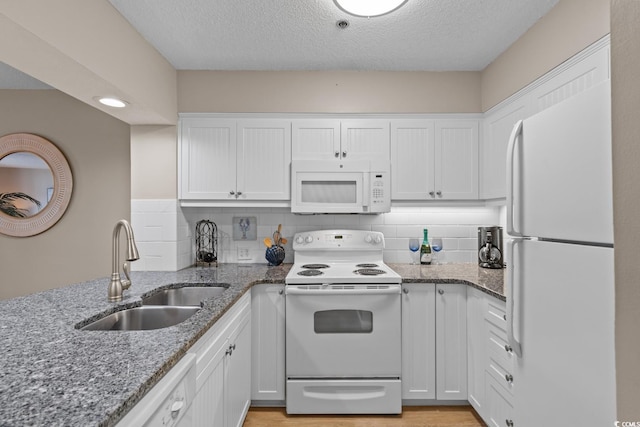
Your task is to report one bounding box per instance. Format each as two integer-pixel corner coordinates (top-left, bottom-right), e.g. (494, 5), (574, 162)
(291, 159), (391, 214)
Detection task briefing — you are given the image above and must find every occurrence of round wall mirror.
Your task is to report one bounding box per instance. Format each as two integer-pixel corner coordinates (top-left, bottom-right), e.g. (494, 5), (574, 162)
(0, 133), (73, 237)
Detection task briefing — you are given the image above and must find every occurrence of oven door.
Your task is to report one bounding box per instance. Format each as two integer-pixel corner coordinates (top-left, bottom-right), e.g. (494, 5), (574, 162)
(285, 284), (401, 378)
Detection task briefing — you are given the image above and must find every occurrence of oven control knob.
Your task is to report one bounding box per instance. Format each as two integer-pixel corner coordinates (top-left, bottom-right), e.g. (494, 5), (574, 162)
(365, 234), (373, 243)
(374, 235), (383, 244)
(295, 235), (304, 244)
(305, 235), (313, 244)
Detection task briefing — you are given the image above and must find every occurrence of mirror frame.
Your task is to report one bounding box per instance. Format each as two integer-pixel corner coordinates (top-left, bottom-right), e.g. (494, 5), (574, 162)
(0, 133), (73, 237)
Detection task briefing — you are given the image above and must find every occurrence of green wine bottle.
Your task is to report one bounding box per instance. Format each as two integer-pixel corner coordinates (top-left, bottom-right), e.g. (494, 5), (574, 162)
(420, 228), (432, 265)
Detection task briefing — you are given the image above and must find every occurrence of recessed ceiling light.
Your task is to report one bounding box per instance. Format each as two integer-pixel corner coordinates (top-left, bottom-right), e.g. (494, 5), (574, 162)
(97, 97), (127, 108)
(333, 0), (408, 17)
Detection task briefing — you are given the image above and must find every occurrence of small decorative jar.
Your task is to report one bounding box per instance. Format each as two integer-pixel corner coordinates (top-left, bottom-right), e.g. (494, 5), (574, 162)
(265, 245), (285, 266)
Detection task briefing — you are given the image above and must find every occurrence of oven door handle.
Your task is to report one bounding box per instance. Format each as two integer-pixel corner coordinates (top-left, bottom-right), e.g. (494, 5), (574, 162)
(285, 287), (401, 296)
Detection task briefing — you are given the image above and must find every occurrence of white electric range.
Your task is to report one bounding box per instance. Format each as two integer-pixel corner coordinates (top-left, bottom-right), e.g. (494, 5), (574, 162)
(284, 230), (402, 415)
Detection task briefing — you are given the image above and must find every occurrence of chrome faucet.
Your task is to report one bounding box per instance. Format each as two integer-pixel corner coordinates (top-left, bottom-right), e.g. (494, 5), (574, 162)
(108, 219), (140, 302)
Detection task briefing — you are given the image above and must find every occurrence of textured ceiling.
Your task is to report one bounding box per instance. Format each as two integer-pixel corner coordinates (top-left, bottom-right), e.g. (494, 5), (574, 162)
(108, 0), (559, 72)
(0, 0), (559, 89)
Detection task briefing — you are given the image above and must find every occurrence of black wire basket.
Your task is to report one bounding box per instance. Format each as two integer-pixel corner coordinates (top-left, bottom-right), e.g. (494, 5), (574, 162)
(195, 219), (218, 266)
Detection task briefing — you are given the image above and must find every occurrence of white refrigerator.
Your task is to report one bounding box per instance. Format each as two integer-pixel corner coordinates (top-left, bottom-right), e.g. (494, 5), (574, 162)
(506, 81), (616, 426)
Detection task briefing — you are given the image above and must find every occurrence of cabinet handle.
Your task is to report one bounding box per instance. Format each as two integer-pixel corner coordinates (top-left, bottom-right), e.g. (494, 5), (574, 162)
(230, 190), (235, 195)
(170, 401), (184, 419)
(506, 419), (514, 427)
(403, 288), (409, 294)
(342, 151), (347, 158)
(236, 191), (242, 198)
(231, 343), (236, 351)
(429, 191), (435, 197)
(226, 348), (232, 356)
(335, 151), (340, 158)
(438, 289), (444, 295)
(436, 191), (442, 197)
(505, 344), (513, 353)
(505, 374), (514, 383)
(503, 314), (507, 321)
(279, 289), (284, 295)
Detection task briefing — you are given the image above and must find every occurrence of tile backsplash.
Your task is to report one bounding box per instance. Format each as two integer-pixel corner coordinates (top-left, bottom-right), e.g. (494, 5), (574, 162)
(132, 199), (503, 271)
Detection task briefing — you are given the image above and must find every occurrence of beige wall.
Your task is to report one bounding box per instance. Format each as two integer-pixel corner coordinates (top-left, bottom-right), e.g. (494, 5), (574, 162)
(0, 90), (131, 300)
(131, 126), (177, 199)
(481, 0), (610, 111)
(178, 70), (482, 113)
(611, 0), (640, 420)
(0, 1), (177, 125)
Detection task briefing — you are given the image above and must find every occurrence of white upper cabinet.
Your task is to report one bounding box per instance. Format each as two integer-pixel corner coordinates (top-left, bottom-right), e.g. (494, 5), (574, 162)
(392, 119), (479, 200)
(179, 117), (291, 201)
(237, 120), (292, 200)
(180, 118), (237, 200)
(292, 119), (390, 161)
(292, 120), (340, 160)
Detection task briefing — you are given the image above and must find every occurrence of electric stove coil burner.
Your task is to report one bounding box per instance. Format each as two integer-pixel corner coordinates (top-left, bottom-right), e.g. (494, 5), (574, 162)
(355, 263), (379, 268)
(353, 268), (386, 276)
(297, 269), (324, 277)
(301, 263), (330, 269)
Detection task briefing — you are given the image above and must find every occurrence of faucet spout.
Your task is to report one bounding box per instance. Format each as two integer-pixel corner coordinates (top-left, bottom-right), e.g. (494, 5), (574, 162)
(108, 219), (140, 302)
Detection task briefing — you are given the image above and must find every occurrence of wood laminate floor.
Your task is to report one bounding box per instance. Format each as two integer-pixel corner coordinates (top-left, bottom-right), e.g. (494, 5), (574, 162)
(243, 406), (487, 427)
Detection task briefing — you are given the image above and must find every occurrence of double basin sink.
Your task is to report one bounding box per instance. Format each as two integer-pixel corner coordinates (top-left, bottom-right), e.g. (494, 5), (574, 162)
(79, 285), (229, 331)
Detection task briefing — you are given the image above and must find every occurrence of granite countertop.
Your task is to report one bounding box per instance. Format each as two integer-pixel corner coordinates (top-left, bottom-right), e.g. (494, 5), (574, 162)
(389, 263), (505, 300)
(0, 262), (503, 426)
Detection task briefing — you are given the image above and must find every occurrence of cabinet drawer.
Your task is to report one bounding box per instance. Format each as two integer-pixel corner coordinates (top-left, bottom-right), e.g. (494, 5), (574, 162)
(486, 349), (515, 397)
(485, 297), (507, 331)
(486, 322), (515, 373)
(485, 372), (515, 427)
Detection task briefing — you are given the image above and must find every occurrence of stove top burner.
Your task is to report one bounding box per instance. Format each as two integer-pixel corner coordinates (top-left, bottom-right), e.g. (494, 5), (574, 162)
(353, 268), (386, 276)
(301, 263), (330, 269)
(297, 269), (324, 276)
(355, 263), (379, 268)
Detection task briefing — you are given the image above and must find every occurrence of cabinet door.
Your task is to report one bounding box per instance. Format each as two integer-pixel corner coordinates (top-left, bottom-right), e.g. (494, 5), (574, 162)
(467, 287), (488, 417)
(401, 283), (436, 400)
(435, 283), (468, 400)
(251, 284), (286, 402)
(485, 373), (515, 427)
(180, 118), (237, 199)
(391, 120), (435, 200)
(237, 120), (291, 200)
(481, 99), (530, 200)
(226, 309), (252, 427)
(341, 120), (390, 161)
(193, 336), (227, 427)
(292, 120), (341, 160)
(435, 120), (479, 200)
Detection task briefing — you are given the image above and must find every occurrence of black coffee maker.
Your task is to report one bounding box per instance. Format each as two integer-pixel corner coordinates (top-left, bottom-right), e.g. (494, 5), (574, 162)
(478, 226), (504, 269)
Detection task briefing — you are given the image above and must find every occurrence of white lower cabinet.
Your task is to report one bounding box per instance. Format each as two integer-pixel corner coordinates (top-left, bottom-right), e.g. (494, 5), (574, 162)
(466, 287), (515, 427)
(191, 292), (251, 427)
(401, 283), (467, 403)
(435, 283), (468, 401)
(401, 283), (436, 400)
(251, 283), (286, 403)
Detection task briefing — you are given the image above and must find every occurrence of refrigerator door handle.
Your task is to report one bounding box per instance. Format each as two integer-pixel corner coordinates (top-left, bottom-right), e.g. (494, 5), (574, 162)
(506, 238), (523, 357)
(506, 120), (524, 237)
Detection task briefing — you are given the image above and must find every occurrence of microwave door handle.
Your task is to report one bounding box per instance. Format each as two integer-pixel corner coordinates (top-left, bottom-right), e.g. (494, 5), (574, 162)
(363, 172), (370, 209)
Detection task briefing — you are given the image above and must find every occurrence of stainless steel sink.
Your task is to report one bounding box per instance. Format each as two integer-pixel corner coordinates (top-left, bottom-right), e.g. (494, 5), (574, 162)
(80, 306), (201, 331)
(142, 285), (229, 306)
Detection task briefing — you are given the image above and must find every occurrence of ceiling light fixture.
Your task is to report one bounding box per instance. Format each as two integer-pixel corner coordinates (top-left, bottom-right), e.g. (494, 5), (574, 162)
(97, 97), (127, 108)
(333, 0), (408, 17)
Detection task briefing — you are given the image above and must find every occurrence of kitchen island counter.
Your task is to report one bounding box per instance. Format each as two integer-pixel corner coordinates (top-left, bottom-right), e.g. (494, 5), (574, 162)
(0, 262), (503, 426)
